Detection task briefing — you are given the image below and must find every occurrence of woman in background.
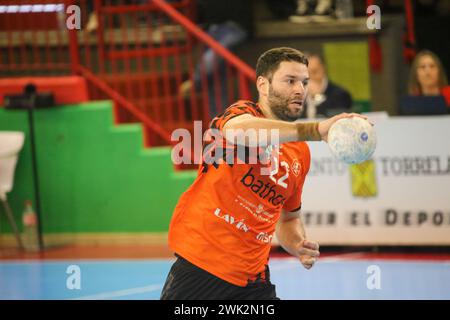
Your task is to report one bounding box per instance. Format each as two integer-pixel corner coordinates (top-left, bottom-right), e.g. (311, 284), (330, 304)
(408, 50), (450, 107)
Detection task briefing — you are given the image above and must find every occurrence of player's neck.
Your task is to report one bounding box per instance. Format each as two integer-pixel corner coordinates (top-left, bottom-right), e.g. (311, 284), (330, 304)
(258, 100), (277, 120)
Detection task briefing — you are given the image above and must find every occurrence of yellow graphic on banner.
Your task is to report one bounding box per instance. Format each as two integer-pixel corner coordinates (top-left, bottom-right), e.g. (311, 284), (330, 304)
(324, 42), (371, 101)
(350, 160), (377, 197)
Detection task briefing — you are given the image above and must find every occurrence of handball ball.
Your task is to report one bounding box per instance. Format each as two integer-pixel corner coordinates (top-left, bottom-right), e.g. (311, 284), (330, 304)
(327, 117), (376, 164)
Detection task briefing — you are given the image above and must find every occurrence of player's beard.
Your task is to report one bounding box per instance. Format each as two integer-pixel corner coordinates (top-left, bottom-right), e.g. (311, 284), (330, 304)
(268, 84), (303, 122)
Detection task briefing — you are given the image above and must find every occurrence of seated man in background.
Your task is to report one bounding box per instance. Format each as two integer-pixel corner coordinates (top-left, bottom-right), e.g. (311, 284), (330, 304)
(302, 53), (352, 119)
(407, 49), (450, 111)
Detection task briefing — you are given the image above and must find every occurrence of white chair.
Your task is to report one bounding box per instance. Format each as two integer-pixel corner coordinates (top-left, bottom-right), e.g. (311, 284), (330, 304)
(0, 131), (25, 250)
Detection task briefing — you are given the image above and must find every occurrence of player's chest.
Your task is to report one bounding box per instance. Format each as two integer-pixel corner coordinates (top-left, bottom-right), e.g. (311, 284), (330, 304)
(232, 146), (303, 203)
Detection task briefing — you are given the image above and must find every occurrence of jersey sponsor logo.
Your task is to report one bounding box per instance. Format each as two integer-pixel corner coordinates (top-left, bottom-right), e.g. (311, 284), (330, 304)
(256, 204), (264, 214)
(256, 232), (273, 243)
(234, 196), (275, 223)
(254, 203), (274, 219)
(240, 167), (286, 206)
(214, 208), (250, 232)
(292, 159), (301, 177)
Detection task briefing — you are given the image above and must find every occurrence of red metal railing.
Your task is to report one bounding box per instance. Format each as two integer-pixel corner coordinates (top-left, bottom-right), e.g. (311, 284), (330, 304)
(0, 0), (256, 150)
(152, 0), (254, 99)
(0, 0), (70, 74)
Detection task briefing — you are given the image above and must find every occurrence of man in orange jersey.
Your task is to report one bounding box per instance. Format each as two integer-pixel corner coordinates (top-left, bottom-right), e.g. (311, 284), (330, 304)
(161, 47), (368, 300)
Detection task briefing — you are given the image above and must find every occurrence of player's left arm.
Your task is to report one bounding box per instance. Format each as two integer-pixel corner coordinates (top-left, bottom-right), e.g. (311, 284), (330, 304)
(276, 209), (320, 270)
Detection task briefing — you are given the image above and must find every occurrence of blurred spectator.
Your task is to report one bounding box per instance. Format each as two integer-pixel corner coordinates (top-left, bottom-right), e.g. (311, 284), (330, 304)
(265, 0), (297, 19)
(415, 0), (450, 17)
(408, 49), (450, 107)
(302, 53), (352, 119)
(290, 0), (334, 23)
(83, 0), (144, 32)
(179, 0), (251, 118)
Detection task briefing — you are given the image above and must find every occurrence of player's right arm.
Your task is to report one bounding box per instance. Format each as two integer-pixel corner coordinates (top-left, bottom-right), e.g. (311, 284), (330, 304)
(222, 112), (369, 145)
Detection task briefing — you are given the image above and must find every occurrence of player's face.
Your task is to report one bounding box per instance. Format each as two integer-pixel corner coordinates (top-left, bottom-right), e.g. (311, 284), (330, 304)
(417, 55), (439, 89)
(267, 61), (309, 121)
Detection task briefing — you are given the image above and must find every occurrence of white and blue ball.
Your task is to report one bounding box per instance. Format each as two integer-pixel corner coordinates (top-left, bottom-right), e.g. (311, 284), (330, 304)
(327, 117), (376, 164)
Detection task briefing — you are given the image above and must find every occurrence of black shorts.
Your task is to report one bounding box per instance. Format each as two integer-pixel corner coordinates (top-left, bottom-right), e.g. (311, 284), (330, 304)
(160, 255), (279, 300)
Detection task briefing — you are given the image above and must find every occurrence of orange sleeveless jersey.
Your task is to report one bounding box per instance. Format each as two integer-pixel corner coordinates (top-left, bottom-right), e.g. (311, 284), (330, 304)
(168, 100), (311, 286)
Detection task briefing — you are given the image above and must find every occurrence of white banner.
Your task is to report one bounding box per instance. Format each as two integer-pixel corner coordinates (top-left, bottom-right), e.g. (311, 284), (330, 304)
(299, 115), (450, 245)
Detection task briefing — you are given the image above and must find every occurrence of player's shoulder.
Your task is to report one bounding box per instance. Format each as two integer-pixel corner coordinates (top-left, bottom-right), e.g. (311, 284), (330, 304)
(283, 141), (310, 153)
(283, 141), (311, 177)
(282, 141), (311, 162)
(210, 100), (263, 130)
(229, 100), (257, 109)
(226, 100), (263, 116)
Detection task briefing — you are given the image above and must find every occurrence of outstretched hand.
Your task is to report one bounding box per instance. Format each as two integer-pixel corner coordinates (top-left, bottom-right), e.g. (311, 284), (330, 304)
(318, 113), (370, 142)
(298, 239), (320, 270)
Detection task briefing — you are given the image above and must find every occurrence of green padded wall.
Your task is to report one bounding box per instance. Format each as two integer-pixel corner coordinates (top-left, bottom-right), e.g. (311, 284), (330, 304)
(0, 101), (196, 234)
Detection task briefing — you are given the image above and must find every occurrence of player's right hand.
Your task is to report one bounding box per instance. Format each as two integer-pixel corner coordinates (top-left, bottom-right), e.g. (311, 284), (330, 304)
(318, 113), (369, 142)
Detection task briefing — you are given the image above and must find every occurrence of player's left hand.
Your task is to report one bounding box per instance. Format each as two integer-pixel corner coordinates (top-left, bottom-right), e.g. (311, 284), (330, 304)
(297, 239), (320, 270)
(318, 113), (370, 142)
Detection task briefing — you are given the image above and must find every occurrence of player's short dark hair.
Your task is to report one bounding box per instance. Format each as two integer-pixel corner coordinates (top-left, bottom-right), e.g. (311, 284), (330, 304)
(256, 47), (309, 81)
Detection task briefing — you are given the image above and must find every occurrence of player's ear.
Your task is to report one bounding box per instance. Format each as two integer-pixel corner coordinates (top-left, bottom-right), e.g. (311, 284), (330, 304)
(257, 76), (269, 97)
